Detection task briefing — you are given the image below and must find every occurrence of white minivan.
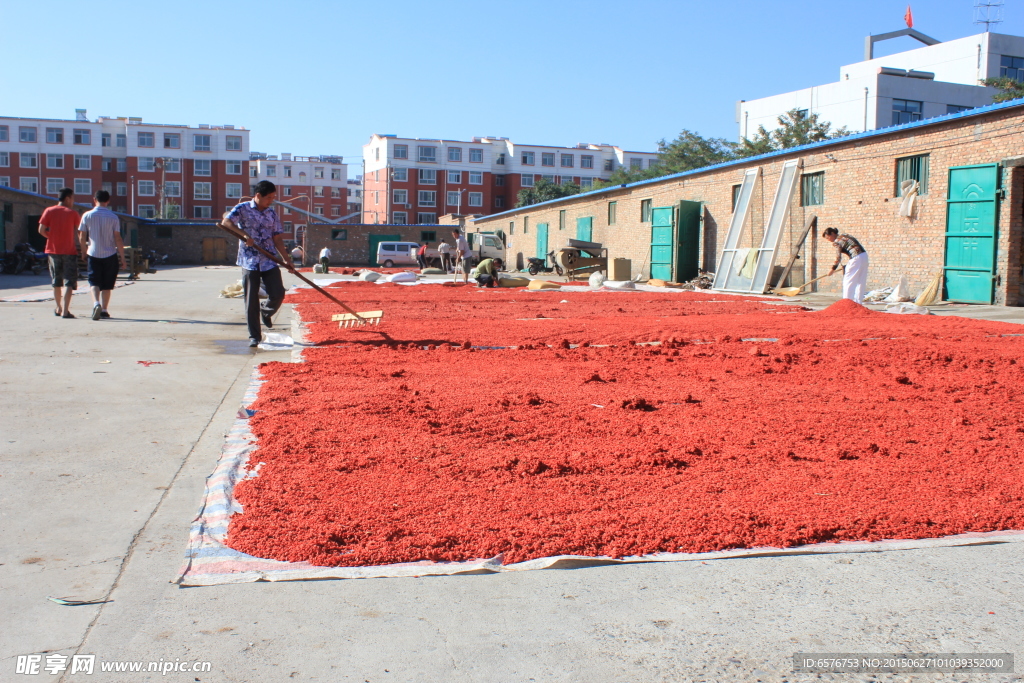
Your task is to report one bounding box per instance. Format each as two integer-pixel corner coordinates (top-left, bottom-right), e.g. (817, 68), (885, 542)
(375, 241), (419, 267)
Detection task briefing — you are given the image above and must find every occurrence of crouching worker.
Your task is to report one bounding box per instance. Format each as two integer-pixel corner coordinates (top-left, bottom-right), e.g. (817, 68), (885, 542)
(224, 180), (295, 347)
(475, 257), (503, 287)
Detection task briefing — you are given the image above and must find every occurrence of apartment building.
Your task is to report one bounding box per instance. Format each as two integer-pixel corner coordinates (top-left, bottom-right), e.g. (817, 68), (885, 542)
(0, 110), (250, 220)
(249, 153), (349, 240)
(346, 176), (362, 221)
(362, 134), (657, 224)
(736, 30), (1024, 137)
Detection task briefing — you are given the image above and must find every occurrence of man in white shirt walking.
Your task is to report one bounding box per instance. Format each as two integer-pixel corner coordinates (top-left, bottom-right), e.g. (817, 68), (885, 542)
(452, 229), (472, 284)
(319, 246), (332, 273)
(78, 190), (126, 320)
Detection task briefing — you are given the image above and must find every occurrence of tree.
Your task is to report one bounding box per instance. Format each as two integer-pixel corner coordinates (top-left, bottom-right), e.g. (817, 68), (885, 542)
(516, 178), (582, 208)
(982, 76), (1024, 103)
(594, 129), (737, 189)
(736, 109), (850, 157)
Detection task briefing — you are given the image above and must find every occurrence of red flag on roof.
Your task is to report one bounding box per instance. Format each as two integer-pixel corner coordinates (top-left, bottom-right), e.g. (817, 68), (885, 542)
(904, 5), (914, 28)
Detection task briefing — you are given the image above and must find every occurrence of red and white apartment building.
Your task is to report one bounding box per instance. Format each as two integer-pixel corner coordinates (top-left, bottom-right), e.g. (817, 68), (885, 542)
(248, 153), (352, 241)
(0, 110), (250, 219)
(362, 134), (658, 224)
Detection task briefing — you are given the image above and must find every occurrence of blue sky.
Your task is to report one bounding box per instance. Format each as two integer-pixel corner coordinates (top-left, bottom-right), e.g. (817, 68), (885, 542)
(2, 0), (1020, 170)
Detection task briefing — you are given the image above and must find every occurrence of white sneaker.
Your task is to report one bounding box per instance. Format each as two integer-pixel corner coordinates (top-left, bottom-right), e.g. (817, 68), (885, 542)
(91, 303), (102, 321)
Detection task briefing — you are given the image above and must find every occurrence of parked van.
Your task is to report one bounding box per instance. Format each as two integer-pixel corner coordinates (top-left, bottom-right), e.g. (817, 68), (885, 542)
(375, 241), (419, 267)
(471, 233), (505, 262)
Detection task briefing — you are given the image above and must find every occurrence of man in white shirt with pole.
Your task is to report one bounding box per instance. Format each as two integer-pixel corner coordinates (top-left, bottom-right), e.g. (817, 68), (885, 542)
(452, 229), (471, 284)
(78, 190), (126, 320)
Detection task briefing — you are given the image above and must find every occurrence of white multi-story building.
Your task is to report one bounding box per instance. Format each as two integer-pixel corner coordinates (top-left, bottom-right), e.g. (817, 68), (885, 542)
(736, 30), (1024, 137)
(249, 153), (349, 239)
(362, 134), (658, 224)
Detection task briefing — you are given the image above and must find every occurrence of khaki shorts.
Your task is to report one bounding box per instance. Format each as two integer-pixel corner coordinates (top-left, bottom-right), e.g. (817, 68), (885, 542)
(48, 254), (79, 289)
(459, 258), (473, 274)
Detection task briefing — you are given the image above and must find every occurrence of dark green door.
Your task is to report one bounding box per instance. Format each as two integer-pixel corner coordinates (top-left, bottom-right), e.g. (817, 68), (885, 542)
(944, 164), (999, 303)
(368, 233), (401, 266)
(676, 201), (701, 282)
(575, 216), (592, 242)
(26, 216), (45, 251)
(0, 203), (8, 252)
(650, 207), (674, 281)
(536, 223), (549, 259)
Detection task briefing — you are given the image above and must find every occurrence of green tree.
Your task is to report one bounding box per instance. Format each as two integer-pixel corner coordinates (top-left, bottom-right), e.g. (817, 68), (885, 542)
(981, 76), (1024, 103)
(594, 129), (737, 189)
(516, 178), (582, 208)
(736, 109), (849, 157)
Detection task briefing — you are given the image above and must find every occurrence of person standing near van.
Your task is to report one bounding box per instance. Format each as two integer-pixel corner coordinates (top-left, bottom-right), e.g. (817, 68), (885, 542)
(438, 240), (452, 272)
(452, 229), (471, 284)
(416, 242), (428, 270)
(78, 190), (126, 320)
(39, 188), (81, 318)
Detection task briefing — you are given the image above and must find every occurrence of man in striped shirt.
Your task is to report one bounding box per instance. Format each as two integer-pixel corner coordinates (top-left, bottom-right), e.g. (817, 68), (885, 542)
(78, 190), (126, 320)
(823, 227), (869, 303)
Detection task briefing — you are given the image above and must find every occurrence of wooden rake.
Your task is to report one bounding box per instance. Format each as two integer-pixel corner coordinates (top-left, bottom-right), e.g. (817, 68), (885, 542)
(216, 221), (383, 327)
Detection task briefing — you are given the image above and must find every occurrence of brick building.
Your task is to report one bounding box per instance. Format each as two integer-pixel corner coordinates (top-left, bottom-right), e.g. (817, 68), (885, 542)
(362, 134), (657, 225)
(0, 111), (250, 221)
(473, 99), (1024, 306)
(248, 153), (352, 243)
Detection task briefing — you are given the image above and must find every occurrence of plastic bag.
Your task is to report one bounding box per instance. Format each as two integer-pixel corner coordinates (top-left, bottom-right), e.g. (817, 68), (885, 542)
(589, 271), (607, 288)
(385, 271), (417, 283)
(884, 275), (912, 302)
(885, 302), (931, 315)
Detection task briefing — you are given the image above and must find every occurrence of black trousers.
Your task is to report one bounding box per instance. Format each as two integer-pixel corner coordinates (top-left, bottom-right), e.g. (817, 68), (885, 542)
(242, 267), (285, 341)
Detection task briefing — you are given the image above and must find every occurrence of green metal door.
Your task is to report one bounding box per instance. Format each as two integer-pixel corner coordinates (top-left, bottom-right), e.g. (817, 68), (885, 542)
(575, 216), (592, 242)
(368, 233), (401, 266)
(676, 200), (701, 282)
(650, 207), (674, 281)
(944, 164), (999, 303)
(536, 223), (549, 259)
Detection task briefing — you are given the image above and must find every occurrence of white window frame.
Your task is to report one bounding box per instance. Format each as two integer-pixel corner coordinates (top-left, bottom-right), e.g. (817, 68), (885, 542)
(74, 154), (91, 170)
(581, 155), (594, 169)
(116, 182), (127, 196)
(0, 151), (8, 167)
(469, 148), (483, 163)
(446, 191), (460, 206)
(265, 164), (277, 177)
(448, 147), (462, 162)
(521, 174), (534, 187)
(560, 154), (574, 168)
(541, 152), (555, 167)
(46, 153), (64, 169)
(393, 211), (408, 224)
(137, 131), (155, 148)
(20, 177), (39, 193)
(20, 153), (38, 168)
(418, 145), (437, 162)
(194, 182), (212, 200)
(74, 178), (92, 195)
(469, 171), (483, 185)
(19, 127), (37, 143)
(226, 160), (242, 175)
(225, 135), (242, 151)
(164, 181), (181, 197)
(521, 151), (535, 165)
(448, 170), (461, 183)
(46, 127), (64, 144)
(314, 186), (324, 197)
(137, 180), (156, 196)
(164, 158), (181, 173)
(193, 134), (212, 152)
(226, 183), (242, 198)
(73, 129), (90, 145)
(194, 159), (211, 176)
(117, 159), (127, 172)
(418, 169), (436, 185)
(331, 168), (342, 180)
(164, 133), (181, 149)
(392, 167), (408, 182)
(418, 190), (437, 207)
(193, 206), (212, 219)
(416, 212), (437, 224)
(0, 177), (9, 187)
(138, 205), (156, 219)
(46, 178), (64, 194)
(393, 144), (408, 159)
(101, 133), (111, 147)
(393, 189), (408, 204)
(468, 192), (483, 207)
(116, 133), (126, 147)
(138, 157), (155, 172)
(314, 167), (324, 179)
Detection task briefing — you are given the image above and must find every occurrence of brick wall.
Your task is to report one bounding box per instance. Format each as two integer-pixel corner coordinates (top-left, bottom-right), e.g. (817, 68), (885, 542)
(0, 186), (143, 253)
(472, 106), (1024, 306)
(304, 223), (442, 266)
(135, 221), (239, 264)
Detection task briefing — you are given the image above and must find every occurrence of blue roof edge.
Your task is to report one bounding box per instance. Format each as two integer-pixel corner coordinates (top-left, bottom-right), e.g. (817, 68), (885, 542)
(474, 98), (1024, 222)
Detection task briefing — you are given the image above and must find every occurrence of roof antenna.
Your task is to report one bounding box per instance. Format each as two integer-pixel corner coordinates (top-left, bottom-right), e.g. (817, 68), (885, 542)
(974, 0), (1004, 31)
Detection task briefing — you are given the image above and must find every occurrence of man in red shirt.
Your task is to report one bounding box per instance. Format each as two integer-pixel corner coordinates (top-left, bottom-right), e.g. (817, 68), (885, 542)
(39, 188), (82, 318)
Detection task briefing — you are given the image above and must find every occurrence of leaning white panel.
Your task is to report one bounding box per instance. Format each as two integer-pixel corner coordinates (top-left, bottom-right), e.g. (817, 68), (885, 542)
(712, 167), (759, 291)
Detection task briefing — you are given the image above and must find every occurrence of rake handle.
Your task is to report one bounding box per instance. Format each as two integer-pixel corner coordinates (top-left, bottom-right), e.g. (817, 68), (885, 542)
(216, 221), (366, 321)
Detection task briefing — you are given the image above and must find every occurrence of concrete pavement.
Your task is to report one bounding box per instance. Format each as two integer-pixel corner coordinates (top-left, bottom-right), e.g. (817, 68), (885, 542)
(1, 266), (1021, 683)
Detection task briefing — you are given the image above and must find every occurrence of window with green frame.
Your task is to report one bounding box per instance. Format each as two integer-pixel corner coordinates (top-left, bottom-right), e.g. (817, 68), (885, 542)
(800, 172), (824, 206)
(895, 154), (929, 195)
(524, 215), (529, 234)
(331, 228), (348, 240)
(155, 225), (172, 239)
(559, 209), (566, 230)
(607, 201), (617, 225)
(640, 198), (652, 222)
(420, 230), (436, 242)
